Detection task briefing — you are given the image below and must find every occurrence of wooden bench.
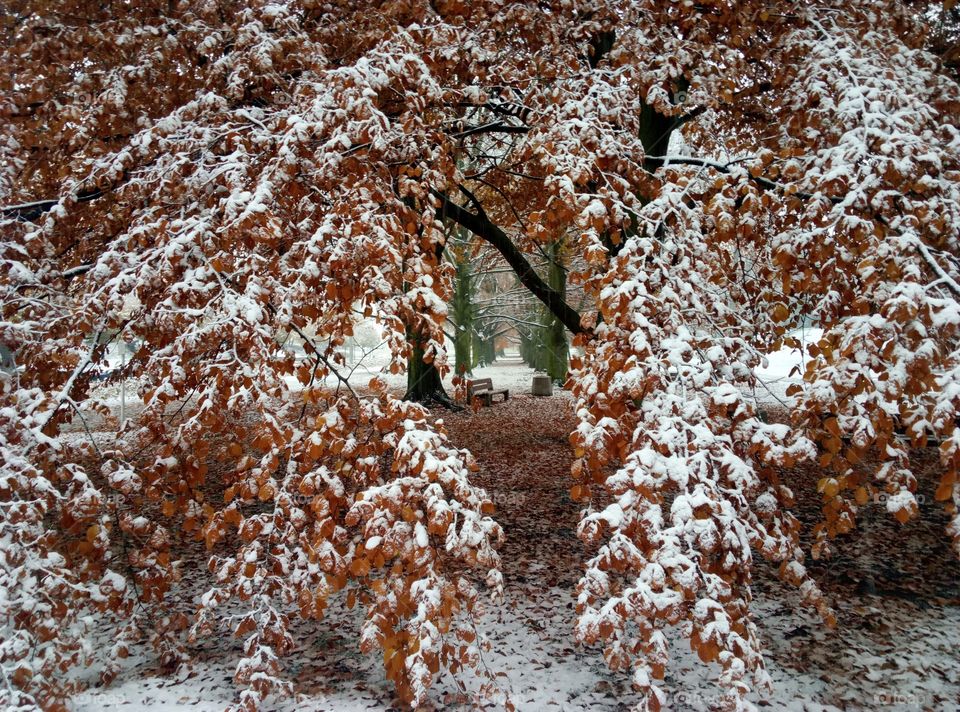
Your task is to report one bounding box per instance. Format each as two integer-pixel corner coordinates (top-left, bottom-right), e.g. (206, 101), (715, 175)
(467, 378), (509, 406)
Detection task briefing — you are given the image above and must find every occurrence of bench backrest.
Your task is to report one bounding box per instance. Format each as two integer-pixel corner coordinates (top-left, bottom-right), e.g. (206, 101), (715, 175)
(467, 378), (493, 397)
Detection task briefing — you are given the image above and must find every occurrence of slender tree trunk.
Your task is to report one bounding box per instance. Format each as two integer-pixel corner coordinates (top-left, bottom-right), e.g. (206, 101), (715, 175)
(451, 250), (473, 376)
(485, 332), (496, 365)
(520, 315), (548, 372)
(518, 327), (534, 368)
(545, 240), (569, 383)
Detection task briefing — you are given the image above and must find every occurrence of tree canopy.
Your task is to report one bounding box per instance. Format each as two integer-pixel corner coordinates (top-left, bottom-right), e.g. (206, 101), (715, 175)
(2, 1), (960, 710)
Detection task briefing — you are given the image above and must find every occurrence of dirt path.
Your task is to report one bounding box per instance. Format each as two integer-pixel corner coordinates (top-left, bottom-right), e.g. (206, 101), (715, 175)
(433, 395), (635, 709)
(440, 395), (583, 591)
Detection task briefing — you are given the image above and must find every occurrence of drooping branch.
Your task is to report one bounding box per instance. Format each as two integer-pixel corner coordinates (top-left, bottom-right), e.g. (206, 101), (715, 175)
(448, 121), (530, 139)
(2, 186), (108, 222)
(914, 237), (960, 298)
(647, 154), (960, 294)
(673, 81), (774, 128)
(644, 154), (844, 203)
(432, 189), (589, 336)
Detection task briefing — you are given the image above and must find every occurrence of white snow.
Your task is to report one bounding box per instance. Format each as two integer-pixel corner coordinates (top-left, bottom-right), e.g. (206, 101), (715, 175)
(753, 328), (824, 404)
(67, 581), (960, 711)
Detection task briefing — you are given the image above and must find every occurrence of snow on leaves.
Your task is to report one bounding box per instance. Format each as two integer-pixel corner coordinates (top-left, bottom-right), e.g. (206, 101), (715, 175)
(569, 213), (828, 710)
(2, 1), (960, 710)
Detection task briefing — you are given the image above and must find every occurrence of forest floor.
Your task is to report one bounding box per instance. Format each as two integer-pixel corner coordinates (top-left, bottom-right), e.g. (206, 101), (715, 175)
(68, 361), (960, 711)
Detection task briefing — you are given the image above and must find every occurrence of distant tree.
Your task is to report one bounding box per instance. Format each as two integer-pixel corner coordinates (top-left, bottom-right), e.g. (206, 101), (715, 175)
(543, 238), (570, 383)
(447, 227), (477, 376)
(2, 2), (959, 710)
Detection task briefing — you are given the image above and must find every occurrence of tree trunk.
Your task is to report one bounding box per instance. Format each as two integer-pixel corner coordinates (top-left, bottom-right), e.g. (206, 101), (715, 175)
(451, 248), (474, 376)
(472, 329), (496, 368)
(519, 316), (548, 371)
(545, 240), (569, 383)
(403, 325), (460, 408)
(402, 217), (459, 408)
(518, 326), (535, 368)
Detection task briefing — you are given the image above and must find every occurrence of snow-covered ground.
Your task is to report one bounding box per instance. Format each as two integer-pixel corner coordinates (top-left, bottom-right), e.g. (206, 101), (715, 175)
(69, 588), (960, 711)
(754, 328), (823, 405)
(86, 332), (815, 422)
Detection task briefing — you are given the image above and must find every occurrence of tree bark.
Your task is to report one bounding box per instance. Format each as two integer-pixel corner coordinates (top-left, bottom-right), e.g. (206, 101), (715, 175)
(544, 240), (569, 383)
(403, 327), (460, 408)
(450, 242), (474, 376)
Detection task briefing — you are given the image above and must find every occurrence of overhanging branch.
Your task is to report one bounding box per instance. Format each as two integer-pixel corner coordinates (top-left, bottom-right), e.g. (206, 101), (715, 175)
(644, 155), (843, 203)
(448, 121), (529, 139)
(2, 186), (107, 222)
(432, 189), (589, 336)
